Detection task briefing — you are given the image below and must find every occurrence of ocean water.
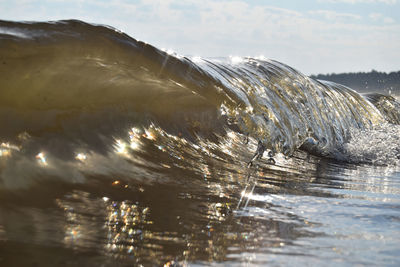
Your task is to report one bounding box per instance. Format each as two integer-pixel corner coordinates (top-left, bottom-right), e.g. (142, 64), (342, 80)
(0, 20), (399, 266)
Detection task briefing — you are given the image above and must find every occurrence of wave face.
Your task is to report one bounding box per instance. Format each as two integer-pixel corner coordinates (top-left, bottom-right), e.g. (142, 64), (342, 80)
(0, 19), (399, 189)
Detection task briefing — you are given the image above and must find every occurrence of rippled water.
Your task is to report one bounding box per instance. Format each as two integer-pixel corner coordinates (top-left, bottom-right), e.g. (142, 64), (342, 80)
(1, 132), (399, 266)
(0, 20), (399, 266)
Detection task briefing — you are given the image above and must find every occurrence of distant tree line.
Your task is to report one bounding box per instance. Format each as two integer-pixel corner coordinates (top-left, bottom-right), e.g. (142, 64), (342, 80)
(310, 70), (400, 94)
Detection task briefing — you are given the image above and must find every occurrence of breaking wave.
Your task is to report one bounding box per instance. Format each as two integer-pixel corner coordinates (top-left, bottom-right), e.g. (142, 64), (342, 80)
(0, 19), (399, 189)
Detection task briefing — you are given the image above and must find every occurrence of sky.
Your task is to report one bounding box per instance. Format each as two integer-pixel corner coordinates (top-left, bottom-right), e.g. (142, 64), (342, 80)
(0, 0), (399, 75)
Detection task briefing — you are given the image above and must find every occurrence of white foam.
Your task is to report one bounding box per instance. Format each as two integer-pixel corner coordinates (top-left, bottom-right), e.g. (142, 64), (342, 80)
(341, 123), (400, 166)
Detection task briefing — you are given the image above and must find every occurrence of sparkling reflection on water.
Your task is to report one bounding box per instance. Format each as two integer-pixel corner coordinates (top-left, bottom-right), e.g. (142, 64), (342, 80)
(0, 131), (399, 266)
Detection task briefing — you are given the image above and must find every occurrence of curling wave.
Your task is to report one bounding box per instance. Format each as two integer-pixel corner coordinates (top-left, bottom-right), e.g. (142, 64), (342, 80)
(0, 19), (399, 189)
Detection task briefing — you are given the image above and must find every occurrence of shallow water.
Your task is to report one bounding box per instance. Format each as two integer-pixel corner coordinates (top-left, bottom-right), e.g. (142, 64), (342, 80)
(0, 20), (399, 266)
(1, 137), (399, 266)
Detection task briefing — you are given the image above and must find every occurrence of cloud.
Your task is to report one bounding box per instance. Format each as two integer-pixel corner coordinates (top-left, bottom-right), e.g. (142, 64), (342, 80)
(318, 0), (397, 4)
(383, 17), (396, 23)
(369, 12), (396, 23)
(309, 10), (362, 20)
(369, 12), (383, 20)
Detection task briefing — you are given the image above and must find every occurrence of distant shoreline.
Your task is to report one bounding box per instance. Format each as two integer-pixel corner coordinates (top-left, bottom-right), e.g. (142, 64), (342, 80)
(310, 70), (400, 94)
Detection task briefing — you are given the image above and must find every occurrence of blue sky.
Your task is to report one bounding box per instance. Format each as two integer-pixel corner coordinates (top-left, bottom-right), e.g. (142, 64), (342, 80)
(0, 0), (399, 74)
